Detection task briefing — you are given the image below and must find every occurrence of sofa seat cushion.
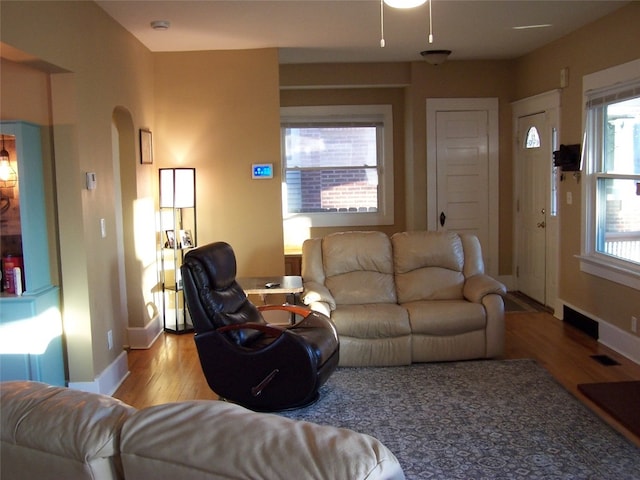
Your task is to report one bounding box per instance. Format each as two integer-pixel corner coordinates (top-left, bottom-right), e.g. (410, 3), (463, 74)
(403, 300), (486, 336)
(332, 303), (410, 338)
(1, 381), (135, 480)
(121, 400), (405, 480)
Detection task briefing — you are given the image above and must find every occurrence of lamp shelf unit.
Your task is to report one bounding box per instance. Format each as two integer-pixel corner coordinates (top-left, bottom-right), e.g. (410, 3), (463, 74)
(158, 168), (197, 334)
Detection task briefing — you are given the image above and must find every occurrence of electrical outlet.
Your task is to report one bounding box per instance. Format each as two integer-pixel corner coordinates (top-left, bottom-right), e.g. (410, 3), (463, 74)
(107, 330), (114, 350)
(632, 316), (638, 333)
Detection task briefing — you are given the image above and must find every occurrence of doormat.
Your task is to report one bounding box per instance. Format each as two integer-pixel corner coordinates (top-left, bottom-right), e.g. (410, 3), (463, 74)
(578, 380), (640, 438)
(504, 292), (539, 312)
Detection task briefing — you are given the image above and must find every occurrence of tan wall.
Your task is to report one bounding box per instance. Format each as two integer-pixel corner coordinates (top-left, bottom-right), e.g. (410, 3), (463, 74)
(1, 1), (156, 382)
(154, 49), (284, 276)
(514, 2), (640, 336)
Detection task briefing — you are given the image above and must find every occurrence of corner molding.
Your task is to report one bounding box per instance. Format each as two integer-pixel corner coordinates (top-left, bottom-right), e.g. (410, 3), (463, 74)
(127, 314), (163, 350)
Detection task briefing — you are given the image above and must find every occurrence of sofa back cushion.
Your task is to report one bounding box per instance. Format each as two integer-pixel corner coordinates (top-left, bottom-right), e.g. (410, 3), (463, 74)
(121, 400), (404, 480)
(392, 231), (466, 303)
(323, 231), (397, 305)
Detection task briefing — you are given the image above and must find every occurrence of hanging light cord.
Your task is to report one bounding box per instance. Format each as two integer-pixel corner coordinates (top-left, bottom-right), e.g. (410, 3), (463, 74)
(380, 0), (386, 47)
(428, 0), (434, 43)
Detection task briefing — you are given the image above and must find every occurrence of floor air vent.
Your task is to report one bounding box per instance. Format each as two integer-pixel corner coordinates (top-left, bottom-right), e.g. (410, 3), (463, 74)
(590, 354), (620, 366)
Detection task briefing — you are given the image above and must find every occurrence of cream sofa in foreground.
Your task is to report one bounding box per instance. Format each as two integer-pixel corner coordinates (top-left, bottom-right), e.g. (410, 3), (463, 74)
(302, 231), (506, 367)
(1, 381), (404, 480)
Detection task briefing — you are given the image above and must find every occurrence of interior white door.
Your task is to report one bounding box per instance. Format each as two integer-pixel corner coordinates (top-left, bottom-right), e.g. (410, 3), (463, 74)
(516, 113), (548, 304)
(435, 110), (490, 257)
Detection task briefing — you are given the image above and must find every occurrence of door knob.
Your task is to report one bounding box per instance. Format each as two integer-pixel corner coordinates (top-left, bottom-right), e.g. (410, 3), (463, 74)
(537, 221), (546, 228)
(440, 212), (446, 227)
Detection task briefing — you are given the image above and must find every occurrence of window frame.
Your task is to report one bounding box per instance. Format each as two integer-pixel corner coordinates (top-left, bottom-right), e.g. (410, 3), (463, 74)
(580, 59), (640, 291)
(280, 105), (394, 227)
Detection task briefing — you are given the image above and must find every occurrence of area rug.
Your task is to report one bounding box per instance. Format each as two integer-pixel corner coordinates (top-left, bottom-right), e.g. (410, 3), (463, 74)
(578, 381), (640, 438)
(279, 359), (640, 479)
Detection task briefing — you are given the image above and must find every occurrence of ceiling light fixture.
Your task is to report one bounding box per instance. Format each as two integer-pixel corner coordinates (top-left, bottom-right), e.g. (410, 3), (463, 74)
(420, 49), (452, 65)
(384, 0), (427, 7)
(150, 20), (170, 30)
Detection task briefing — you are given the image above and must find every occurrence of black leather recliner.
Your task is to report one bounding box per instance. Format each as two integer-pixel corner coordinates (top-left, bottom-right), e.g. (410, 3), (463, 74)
(181, 241), (339, 411)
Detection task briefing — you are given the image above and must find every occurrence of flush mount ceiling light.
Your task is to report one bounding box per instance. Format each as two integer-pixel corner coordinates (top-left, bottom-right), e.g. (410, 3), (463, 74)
(420, 49), (452, 65)
(384, 0), (427, 7)
(150, 20), (170, 30)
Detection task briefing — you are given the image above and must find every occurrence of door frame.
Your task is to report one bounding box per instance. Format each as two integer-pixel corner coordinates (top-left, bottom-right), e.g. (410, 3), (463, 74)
(426, 98), (499, 278)
(511, 90), (560, 312)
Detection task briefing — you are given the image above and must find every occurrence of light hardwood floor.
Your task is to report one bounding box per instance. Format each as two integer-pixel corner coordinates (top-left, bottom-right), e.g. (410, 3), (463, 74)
(114, 311), (640, 447)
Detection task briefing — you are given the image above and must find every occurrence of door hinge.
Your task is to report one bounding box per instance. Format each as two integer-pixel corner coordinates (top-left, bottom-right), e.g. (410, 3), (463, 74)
(516, 266), (519, 278)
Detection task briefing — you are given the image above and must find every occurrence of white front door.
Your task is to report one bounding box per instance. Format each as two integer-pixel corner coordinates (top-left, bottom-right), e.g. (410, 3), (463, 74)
(517, 113), (548, 304)
(512, 90), (560, 311)
(427, 98), (499, 277)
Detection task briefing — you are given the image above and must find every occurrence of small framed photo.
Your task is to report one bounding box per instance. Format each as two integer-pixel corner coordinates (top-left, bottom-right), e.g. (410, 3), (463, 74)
(180, 229), (194, 248)
(140, 128), (153, 164)
(165, 230), (176, 248)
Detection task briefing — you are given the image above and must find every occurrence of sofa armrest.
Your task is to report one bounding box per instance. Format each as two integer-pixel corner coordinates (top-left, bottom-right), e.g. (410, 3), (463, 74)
(463, 274), (506, 304)
(302, 281), (336, 310)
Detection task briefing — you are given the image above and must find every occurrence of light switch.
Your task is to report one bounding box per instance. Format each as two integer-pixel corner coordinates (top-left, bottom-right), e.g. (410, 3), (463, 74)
(86, 172), (97, 190)
(100, 218), (107, 238)
(566, 192), (573, 205)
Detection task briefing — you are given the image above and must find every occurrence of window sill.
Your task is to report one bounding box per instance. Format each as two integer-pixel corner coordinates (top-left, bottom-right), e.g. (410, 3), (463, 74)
(577, 254), (640, 291)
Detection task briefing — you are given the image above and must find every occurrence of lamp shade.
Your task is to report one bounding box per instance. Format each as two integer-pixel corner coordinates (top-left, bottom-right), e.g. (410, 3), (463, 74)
(159, 168), (195, 208)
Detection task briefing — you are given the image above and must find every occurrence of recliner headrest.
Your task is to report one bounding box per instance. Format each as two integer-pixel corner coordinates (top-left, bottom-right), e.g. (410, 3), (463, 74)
(184, 242), (237, 291)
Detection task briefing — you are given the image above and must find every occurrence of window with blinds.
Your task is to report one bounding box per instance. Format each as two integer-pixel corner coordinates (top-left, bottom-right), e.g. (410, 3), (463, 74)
(581, 61), (640, 288)
(280, 105), (394, 228)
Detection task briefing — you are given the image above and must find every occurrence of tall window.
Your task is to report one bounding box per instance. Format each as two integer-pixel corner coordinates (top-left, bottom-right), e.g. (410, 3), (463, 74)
(281, 105), (394, 227)
(582, 60), (640, 289)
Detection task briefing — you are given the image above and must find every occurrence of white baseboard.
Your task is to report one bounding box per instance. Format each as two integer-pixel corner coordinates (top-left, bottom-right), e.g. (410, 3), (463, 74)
(599, 321), (640, 365)
(557, 298), (640, 366)
(68, 350), (129, 396)
(127, 314), (163, 349)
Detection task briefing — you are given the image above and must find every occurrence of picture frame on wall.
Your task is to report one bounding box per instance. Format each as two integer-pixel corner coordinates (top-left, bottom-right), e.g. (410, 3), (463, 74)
(165, 230), (176, 248)
(140, 128), (153, 164)
(180, 229), (194, 248)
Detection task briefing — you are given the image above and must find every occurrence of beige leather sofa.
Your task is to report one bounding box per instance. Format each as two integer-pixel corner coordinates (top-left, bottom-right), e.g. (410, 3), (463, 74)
(302, 231), (506, 367)
(1, 381), (404, 480)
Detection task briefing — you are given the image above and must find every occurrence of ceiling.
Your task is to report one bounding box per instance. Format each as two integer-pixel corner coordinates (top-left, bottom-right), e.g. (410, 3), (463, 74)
(95, 0), (629, 64)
